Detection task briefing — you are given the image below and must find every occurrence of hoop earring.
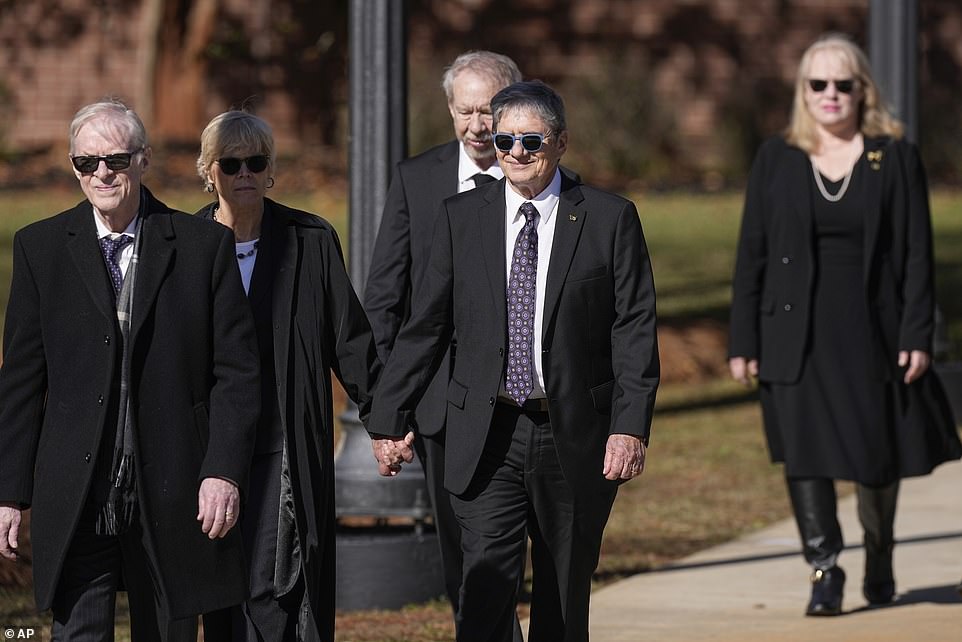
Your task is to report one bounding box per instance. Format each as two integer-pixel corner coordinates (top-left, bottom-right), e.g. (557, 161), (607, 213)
(267, 177), (275, 189)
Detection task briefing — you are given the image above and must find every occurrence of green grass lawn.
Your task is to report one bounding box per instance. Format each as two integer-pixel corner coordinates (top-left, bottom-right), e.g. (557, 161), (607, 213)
(0, 186), (960, 640)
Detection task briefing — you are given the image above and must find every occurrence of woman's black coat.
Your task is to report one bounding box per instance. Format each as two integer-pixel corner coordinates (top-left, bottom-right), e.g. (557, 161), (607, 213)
(199, 198), (381, 638)
(729, 136), (960, 476)
(730, 135), (934, 382)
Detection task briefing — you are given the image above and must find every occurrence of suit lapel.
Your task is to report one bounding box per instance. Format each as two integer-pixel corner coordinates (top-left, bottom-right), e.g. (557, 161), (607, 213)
(789, 146), (814, 240)
(860, 137), (886, 284)
(64, 203), (117, 323)
(247, 210), (274, 310)
(479, 183), (507, 324)
(542, 180), (587, 335)
(433, 141), (460, 200)
(271, 211), (298, 391)
(131, 210), (174, 341)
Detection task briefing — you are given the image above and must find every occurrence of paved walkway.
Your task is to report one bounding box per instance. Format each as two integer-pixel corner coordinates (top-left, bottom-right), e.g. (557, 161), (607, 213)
(583, 459), (962, 641)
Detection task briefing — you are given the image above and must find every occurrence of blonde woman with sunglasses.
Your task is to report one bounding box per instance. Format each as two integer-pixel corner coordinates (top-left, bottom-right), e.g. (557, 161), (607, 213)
(195, 110), (388, 641)
(729, 33), (960, 616)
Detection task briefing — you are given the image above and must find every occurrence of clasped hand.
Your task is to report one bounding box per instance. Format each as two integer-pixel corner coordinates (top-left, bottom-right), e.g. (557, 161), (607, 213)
(370, 431), (416, 476)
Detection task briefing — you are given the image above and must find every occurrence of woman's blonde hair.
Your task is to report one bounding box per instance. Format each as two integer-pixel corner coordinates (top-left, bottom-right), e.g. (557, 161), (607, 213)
(196, 110), (275, 189)
(785, 33), (903, 153)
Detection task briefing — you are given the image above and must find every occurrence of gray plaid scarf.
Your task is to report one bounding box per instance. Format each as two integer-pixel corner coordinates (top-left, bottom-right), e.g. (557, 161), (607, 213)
(95, 190), (145, 535)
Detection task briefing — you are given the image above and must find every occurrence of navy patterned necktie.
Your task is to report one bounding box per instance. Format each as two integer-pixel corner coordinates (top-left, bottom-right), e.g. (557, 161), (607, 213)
(100, 234), (133, 295)
(471, 173), (497, 188)
(505, 202), (539, 405)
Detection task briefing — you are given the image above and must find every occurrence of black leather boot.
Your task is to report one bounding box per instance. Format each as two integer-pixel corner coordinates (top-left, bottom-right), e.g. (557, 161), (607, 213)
(806, 566), (846, 616)
(857, 481), (899, 605)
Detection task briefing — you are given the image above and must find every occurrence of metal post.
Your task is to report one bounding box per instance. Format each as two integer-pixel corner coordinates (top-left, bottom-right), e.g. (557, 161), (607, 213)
(338, 0), (443, 610)
(868, 0), (918, 142)
(348, 0), (407, 287)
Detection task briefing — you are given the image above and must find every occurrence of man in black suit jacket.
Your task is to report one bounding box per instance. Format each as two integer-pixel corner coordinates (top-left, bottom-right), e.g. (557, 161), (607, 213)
(369, 81), (659, 642)
(0, 100), (259, 639)
(365, 50), (522, 617)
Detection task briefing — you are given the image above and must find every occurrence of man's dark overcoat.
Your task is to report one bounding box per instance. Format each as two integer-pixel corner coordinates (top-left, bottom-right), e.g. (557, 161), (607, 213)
(0, 189), (260, 617)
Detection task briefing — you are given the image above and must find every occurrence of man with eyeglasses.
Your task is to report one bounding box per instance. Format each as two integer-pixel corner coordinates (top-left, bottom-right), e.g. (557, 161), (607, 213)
(369, 80), (659, 641)
(0, 99), (260, 639)
(365, 50), (523, 622)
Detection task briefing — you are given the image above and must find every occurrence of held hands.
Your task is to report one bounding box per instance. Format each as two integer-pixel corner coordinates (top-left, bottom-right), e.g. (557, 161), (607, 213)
(603, 434), (647, 481)
(898, 350), (931, 384)
(370, 431), (416, 476)
(197, 477), (240, 540)
(729, 356), (758, 386)
(0, 504), (22, 561)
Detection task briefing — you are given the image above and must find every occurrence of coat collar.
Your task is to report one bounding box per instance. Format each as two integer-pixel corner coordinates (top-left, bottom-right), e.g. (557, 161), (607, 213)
(860, 136), (888, 282)
(543, 175), (586, 334)
(265, 200), (298, 396)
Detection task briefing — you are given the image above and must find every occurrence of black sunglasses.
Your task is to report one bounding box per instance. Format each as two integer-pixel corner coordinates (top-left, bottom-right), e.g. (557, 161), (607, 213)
(71, 152), (138, 174)
(216, 155), (270, 175)
(807, 78), (856, 94)
(493, 132), (550, 153)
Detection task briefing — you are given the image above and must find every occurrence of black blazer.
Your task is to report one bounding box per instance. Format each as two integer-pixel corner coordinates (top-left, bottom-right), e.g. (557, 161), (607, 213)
(0, 189), (260, 617)
(368, 173), (659, 502)
(729, 136), (935, 383)
(365, 140), (461, 437)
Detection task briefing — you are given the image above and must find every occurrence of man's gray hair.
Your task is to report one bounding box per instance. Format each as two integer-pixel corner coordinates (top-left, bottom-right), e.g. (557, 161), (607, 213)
(441, 51), (522, 102)
(491, 80), (566, 134)
(69, 99), (148, 154)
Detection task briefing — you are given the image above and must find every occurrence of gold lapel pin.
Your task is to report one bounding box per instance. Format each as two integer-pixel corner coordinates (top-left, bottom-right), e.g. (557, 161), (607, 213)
(568, 214), (577, 221)
(867, 150), (883, 170)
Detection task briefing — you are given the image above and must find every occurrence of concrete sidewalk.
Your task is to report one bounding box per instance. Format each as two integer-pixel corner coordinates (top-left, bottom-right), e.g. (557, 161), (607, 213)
(584, 459), (962, 641)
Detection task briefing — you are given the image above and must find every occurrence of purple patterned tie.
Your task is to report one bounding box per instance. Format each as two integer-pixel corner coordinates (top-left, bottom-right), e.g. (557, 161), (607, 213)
(505, 202), (539, 405)
(99, 235), (133, 295)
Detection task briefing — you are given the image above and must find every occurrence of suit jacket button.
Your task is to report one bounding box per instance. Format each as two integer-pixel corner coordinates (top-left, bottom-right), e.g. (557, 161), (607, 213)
(783, 303), (793, 312)
(104, 335), (111, 345)
(97, 395), (104, 405)
(488, 397), (495, 406)
(84, 453), (91, 463)
(781, 256), (791, 264)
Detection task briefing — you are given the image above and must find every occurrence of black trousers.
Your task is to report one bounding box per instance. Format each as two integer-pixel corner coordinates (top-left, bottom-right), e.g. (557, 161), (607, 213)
(787, 476), (899, 579)
(51, 516), (196, 642)
(416, 429), (463, 614)
(451, 404), (613, 642)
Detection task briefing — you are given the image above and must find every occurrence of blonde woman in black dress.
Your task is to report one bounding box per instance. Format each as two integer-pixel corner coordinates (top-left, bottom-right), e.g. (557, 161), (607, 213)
(729, 33), (960, 616)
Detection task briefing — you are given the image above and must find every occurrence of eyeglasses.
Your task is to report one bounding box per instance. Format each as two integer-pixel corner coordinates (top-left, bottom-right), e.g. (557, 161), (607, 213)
(216, 155), (270, 175)
(493, 132), (550, 153)
(807, 78), (856, 94)
(70, 152), (138, 174)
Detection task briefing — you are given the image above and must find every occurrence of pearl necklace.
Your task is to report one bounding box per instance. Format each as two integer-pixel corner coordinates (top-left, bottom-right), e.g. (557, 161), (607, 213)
(235, 240), (259, 260)
(810, 159), (853, 203)
(212, 205), (260, 260)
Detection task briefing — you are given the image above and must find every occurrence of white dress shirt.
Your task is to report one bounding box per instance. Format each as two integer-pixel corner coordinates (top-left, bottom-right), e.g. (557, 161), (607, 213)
(457, 142), (504, 194)
(93, 212), (138, 278)
(501, 168), (562, 399)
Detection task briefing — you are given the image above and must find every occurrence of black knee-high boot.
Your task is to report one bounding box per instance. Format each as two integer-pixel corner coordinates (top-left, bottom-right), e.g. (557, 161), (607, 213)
(856, 480), (899, 604)
(787, 477), (845, 616)
(787, 477), (844, 569)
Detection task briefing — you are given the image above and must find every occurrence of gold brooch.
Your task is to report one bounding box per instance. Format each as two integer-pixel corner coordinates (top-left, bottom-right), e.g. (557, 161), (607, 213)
(568, 214), (578, 221)
(867, 150), (883, 170)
